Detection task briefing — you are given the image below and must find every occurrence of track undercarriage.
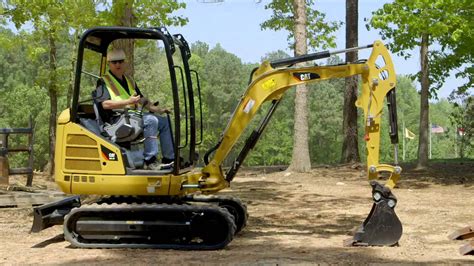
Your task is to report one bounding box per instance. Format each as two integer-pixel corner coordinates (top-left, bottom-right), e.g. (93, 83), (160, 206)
(33, 195), (248, 250)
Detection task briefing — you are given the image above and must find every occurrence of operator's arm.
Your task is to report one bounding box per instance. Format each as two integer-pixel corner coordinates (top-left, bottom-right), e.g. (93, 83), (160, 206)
(102, 96), (140, 110)
(98, 79), (141, 110)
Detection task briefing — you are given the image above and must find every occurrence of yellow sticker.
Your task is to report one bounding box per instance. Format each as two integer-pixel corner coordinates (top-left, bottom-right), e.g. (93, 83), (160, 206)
(262, 79), (276, 90)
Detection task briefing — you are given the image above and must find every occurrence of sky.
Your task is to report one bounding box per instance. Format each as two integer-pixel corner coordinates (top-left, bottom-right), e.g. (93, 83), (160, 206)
(168, 0), (467, 99)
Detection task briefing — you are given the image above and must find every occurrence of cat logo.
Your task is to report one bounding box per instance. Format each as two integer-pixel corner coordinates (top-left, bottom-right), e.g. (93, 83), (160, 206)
(300, 73), (311, 80)
(293, 72), (320, 81)
(100, 145), (118, 161)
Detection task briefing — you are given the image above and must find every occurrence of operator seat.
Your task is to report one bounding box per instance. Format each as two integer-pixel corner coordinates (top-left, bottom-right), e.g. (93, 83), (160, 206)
(90, 89), (145, 169)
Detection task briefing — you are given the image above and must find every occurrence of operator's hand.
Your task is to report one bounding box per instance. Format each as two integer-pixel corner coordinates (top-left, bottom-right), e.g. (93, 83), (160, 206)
(138, 96), (149, 106)
(128, 95), (141, 105)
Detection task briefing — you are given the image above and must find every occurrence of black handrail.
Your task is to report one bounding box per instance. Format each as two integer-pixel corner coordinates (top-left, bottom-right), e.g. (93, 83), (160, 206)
(191, 70), (204, 146)
(174, 65), (188, 149)
(270, 44), (373, 68)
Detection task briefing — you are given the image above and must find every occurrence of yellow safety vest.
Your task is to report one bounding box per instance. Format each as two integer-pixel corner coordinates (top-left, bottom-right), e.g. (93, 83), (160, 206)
(102, 73), (137, 109)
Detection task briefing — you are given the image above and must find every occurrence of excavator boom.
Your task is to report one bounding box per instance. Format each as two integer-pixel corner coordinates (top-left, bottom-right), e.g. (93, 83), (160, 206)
(200, 41), (400, 192)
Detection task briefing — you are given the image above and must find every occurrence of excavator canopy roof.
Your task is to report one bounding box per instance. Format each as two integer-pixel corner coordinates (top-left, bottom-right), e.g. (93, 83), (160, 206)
(80, 26), (172, 55)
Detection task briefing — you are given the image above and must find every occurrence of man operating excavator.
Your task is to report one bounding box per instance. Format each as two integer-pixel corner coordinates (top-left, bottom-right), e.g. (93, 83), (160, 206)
(94, 48), (175, 170)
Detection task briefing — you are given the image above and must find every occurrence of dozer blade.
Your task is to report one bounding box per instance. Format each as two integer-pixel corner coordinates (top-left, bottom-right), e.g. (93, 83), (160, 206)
(344, 181), (402, 247)
(31, 196), (81, 233)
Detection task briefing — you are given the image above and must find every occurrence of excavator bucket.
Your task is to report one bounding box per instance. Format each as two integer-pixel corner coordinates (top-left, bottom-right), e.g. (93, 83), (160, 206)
(344, 181), (402, 247)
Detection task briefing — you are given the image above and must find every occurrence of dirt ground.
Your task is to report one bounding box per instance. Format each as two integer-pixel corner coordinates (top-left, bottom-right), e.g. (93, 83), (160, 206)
(0, 162), (473, 264)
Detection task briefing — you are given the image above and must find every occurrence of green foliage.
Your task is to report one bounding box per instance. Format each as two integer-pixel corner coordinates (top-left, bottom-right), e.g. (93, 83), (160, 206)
(198, 44), (250, 160)
(448, 92), (474, 158)
(0, 28), (49, 169)
(308, 80), (344, 163)
(101, 0), (187, 27)
(261, 0), (341, 51)
(368, 0), (474, 96)
(396, 75), (421, 161)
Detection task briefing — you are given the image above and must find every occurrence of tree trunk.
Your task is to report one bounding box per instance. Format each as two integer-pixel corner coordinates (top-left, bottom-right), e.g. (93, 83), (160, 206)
(113, 0), (135, 77)
(287, 0), (311, 173)
(341, 0), (360, 163)
(416, 34), (430, 169)
(47, 29), (58, 176)
(67, 34), (77, 108)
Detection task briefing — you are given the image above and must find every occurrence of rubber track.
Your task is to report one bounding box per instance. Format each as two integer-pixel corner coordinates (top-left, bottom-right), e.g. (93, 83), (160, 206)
(187, 194), (249, 234)
(63, 202), (236, 250)
(97, 194), (249, 234)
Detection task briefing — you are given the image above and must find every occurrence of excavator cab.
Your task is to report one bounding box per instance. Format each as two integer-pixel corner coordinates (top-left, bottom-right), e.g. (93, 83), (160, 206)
(69, 26), (202, 174)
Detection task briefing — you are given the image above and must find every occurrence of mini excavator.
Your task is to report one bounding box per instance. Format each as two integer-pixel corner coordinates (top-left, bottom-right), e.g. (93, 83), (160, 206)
(31, 26), (402, 249)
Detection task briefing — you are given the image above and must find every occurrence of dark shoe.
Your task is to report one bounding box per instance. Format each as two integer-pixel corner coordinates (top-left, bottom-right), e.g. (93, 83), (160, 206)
(161, 157), (174, 164)
(162, 157), (186, 166)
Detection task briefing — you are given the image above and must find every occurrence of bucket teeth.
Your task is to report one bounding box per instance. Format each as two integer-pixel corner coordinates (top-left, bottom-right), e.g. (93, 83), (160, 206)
(345, 181), (403, 247)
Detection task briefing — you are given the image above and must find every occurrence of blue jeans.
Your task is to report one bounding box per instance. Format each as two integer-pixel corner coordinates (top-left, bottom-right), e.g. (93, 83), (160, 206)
(143, 113), (174, 162)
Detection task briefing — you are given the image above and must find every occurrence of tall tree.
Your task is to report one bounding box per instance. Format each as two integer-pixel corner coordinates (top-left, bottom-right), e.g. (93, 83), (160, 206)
(110, 0), (136, 76)
(105, 0), (187, 77)
(417, 33), (430, 167)
(261, 0), (340, 172)
(368, 0), (473, 168)
(341, 0), (359, 163)
(289, 0), (311, 172)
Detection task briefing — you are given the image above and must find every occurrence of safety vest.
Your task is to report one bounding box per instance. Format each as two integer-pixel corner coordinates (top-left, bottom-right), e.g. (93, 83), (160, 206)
(102, 73), (137, 109)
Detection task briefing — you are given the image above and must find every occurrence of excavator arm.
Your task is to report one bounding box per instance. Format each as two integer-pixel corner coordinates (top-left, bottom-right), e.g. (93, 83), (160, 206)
(197, 41), (403, 247)
(200, 41), (400, 192)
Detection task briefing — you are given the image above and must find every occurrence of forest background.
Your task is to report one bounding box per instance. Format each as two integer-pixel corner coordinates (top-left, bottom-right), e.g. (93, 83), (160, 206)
(0, 0), (472, 173)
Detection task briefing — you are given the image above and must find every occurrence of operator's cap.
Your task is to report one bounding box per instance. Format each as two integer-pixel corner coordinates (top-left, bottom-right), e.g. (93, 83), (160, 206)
(107, 48), (126, 62)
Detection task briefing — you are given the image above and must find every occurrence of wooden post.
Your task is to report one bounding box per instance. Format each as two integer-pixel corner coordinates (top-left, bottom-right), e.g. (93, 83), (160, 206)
(0, 119), (35, 186)
(26, 117), (34, 186)
(0, 134), (9, 185)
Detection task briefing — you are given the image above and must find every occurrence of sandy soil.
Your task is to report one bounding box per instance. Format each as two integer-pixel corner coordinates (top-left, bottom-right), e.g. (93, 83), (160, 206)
(0, 162), (473, 264)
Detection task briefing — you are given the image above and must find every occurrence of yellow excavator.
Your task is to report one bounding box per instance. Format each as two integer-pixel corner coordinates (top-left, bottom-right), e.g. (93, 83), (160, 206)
(31, 26), (402, 249)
